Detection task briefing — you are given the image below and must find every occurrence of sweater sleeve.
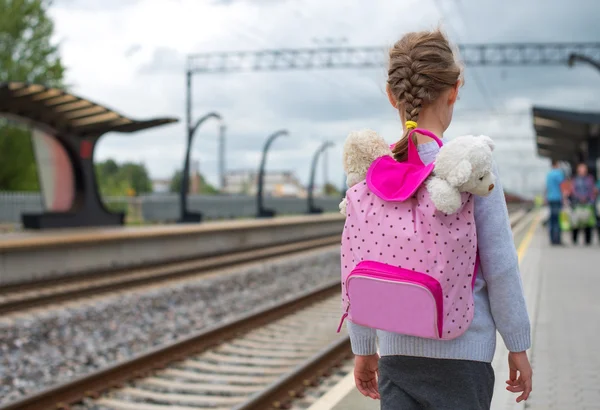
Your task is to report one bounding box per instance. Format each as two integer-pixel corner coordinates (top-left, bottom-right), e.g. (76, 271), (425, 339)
(474, 162), (532, 352)
(347, 320), (378, 355)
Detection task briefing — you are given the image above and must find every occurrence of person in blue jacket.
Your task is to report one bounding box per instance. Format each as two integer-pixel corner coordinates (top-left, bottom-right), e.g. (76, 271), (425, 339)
(545, 160), (565, 245)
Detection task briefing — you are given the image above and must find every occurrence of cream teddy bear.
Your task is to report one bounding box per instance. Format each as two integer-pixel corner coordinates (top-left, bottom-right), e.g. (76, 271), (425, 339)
(339, 129), (392, 215)
(426, 135), (496, 214)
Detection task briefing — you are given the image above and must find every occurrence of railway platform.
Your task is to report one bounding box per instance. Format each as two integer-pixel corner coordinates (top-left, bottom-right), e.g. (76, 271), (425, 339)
(0, 213), (344, 287)
(308, 211), (600, 410)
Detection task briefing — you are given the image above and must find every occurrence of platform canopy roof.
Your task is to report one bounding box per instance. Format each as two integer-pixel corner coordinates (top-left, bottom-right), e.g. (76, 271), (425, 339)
(533, 106), (600, 163)
(0, 82), (178, 137)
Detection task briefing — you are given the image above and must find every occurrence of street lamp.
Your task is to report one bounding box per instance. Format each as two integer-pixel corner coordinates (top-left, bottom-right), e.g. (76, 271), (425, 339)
(256, 129), (289, 218)
(178, 111), (223, 223)
(568, 53), (600, 72)
(307, 141), (334, 214)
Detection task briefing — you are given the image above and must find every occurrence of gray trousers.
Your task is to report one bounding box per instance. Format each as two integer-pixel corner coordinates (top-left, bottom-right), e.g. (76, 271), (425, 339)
(378, 355), (495, 410)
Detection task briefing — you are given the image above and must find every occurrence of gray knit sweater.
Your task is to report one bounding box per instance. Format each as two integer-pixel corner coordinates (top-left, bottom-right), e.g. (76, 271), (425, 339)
(346, 141), (531, 363)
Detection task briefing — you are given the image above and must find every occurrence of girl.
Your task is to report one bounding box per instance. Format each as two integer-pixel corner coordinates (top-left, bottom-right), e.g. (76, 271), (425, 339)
(345, 29), (533, 409)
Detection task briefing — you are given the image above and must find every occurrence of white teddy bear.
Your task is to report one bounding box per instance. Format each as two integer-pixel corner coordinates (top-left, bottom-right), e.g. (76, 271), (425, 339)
(339, 129), (393, 215)
(426, 135), (496, 214)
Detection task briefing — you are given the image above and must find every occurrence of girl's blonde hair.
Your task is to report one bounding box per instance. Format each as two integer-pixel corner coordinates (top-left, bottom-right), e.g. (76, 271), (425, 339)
(388, 29), (463, 162)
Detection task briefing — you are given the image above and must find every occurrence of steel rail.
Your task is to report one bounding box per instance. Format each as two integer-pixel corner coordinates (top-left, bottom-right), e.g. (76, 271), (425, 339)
(0, 282), (340, 410)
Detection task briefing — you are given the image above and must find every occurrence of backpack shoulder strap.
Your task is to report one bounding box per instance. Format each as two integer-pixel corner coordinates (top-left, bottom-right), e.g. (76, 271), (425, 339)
(406, 128), (444, 166)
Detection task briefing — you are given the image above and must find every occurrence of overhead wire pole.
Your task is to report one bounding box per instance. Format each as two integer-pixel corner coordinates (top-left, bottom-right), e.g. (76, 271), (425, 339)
(181, 59), (224, 224)
(322, 148), (328, 195)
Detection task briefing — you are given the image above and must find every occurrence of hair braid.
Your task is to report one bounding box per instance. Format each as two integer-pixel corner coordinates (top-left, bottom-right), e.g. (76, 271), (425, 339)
(386, 29), (462, 162)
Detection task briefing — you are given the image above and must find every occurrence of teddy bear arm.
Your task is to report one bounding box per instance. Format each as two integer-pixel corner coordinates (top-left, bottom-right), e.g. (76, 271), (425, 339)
(339, 197), (348, 216)
(427, 177), (463, 214)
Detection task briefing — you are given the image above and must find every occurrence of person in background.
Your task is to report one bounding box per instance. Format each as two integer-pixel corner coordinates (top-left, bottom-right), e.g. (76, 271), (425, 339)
(570, 163), (596, 245)
(545, 160), (565, 245)
(595, 176), (600, 243)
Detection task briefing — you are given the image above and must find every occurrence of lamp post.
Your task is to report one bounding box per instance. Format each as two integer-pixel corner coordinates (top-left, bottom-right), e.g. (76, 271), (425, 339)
(568, 53), (600, 73)
(256, 129), (289, 218)
(307, 141), (334, 214)
(178, 111), (223, 223)
(218, 124), (226, 191)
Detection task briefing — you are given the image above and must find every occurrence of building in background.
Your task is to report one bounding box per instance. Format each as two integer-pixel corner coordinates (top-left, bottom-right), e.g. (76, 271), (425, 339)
(223, 170), (307, 197)
(190, 160), (201, 194)
(151, 179), (170, 194)
(150, 167), (323, 198)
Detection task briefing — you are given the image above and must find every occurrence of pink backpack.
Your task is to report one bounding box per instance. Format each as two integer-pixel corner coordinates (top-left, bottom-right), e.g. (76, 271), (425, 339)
(337, 129), (478, 340)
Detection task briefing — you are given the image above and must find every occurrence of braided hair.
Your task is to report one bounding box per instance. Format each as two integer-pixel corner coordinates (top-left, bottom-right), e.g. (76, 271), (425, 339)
(387, 29), (462, 162)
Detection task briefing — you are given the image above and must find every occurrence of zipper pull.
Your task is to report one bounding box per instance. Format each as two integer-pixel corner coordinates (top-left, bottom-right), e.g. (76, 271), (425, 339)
(337, 304), (350, 333)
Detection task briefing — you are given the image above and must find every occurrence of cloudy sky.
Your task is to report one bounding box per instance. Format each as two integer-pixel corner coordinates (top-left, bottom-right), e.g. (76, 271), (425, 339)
(48, 0), (600, 197)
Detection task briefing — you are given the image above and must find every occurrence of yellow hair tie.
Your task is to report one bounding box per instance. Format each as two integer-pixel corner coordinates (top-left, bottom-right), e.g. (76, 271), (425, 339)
(405, 120), (418, 130)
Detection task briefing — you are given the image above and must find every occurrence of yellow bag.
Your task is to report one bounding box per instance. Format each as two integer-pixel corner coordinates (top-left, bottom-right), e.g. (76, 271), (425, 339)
(559, 209), (571, 231)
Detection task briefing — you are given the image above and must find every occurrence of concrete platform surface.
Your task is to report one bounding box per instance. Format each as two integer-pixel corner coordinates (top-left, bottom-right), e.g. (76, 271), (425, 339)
(523, 231), (600, 409)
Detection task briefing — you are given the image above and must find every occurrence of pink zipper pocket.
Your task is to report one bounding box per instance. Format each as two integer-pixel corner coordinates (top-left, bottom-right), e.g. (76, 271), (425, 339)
(337, 261), (444, 339)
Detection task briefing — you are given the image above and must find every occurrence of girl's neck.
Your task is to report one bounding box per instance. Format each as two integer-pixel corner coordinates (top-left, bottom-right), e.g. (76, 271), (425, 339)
(409, 118), (445, 145)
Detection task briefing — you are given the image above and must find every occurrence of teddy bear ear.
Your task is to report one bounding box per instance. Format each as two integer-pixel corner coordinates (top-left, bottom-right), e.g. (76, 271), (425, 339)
(480, 135), (495, 151)
(446, 159), (473, 187)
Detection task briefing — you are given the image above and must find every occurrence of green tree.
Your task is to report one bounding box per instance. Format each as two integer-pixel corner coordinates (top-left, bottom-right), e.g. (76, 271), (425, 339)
(169, 169), (219, 195)
(96, 172), (130, 197)
(0, 0), (66, 191)
(119, 162), (152, 194)
(96, 159), (119, 178)
(169, 170), (183, 193)
(324, 182), (341, 197)
(0, 122), (40, 190)
(95, 160), (152, 197)
(199, 174), (219, 195)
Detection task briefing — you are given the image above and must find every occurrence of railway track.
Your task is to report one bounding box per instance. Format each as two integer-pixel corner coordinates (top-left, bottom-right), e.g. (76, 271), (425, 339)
(0, 235), (341, 315)
(0, 282), (352, 410)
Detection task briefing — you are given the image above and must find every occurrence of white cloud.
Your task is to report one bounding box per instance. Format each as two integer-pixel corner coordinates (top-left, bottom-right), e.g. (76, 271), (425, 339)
(47, 0), (600, 197)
